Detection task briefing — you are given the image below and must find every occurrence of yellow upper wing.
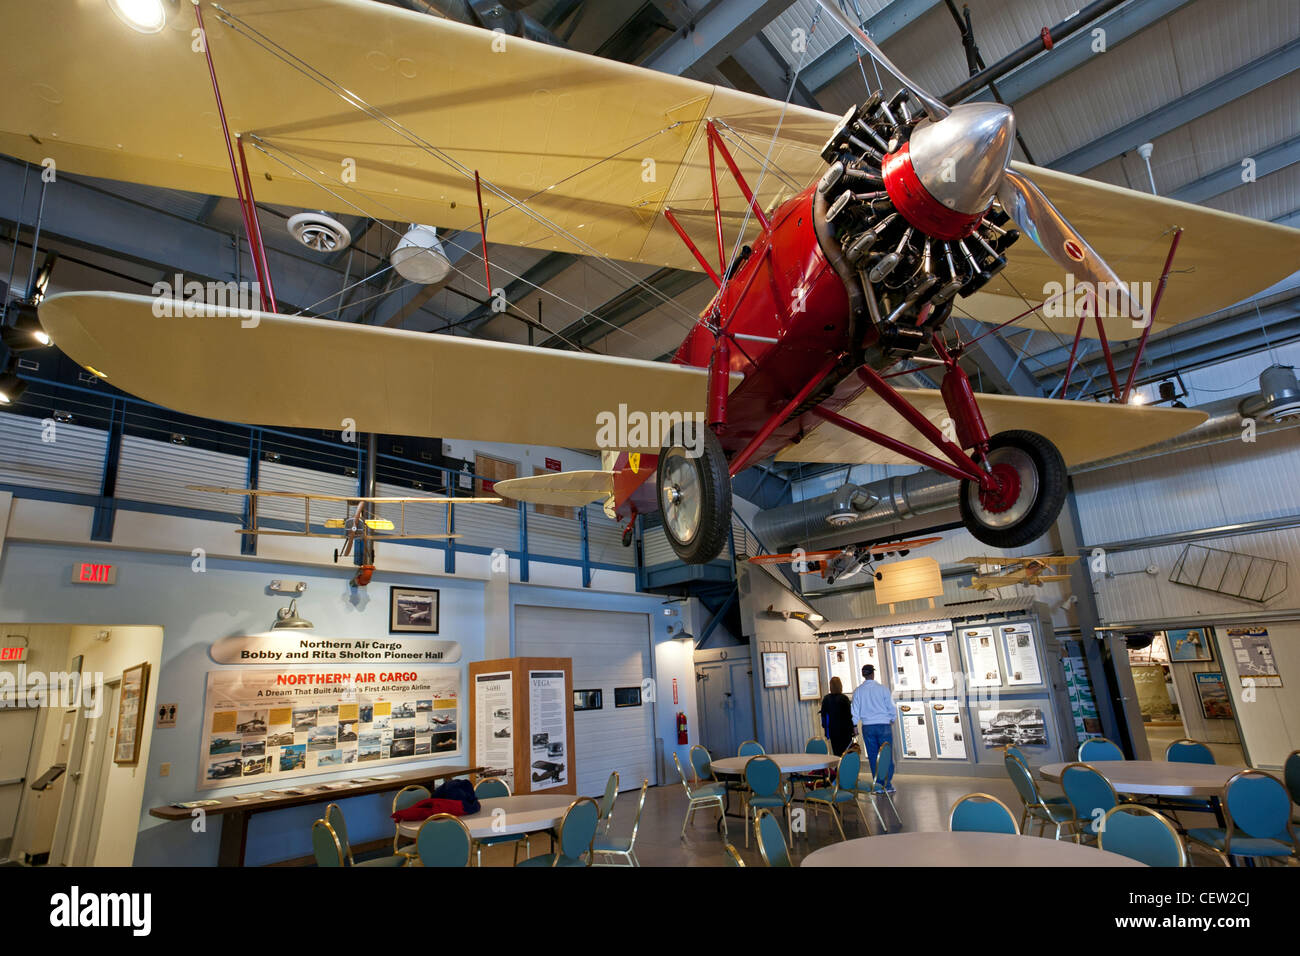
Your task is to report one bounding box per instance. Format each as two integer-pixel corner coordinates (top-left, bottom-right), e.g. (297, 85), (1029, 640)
(4, 0), (1296, 340)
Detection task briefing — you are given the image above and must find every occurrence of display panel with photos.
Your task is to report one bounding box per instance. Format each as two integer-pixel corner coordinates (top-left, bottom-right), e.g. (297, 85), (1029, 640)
(761, 651), (790, 689)
(897, 702), (931, 758)
(918, 634), (954, 690)
(198, 667), (459, 789)
(389, 586), (440, 633)
(962, 626), (1002, 687)
(978, 705), (1048, 749)
(888, 638), (922, 692)
(1000, 623), (1043, 685)
(930, 701), (967, 759)
(825, 642), (854, 692)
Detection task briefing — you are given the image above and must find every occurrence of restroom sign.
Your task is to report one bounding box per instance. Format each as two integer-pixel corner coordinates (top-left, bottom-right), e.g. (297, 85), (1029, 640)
(72, 562), (117, 585)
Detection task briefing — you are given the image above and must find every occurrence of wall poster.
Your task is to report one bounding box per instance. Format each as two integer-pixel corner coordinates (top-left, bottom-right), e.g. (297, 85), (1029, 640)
(919, 634), (954, 690)
(978, 706), (1048, 749)
(528, 670), (568, 790)
(198, 668), (459, 790)
(888, 638), (922, 692)
(851, 638), (880, 687)
(897, 703), (932, 759)
(930, 701), (967, 759)
(1000, 623), (1042, 685)
(962, 627), (1002, 687)
(1225, 627), (1283, 687)
(825, 642), (854, 692)
(474, 671), (514, 790)
(1194, 672), (1234, 719)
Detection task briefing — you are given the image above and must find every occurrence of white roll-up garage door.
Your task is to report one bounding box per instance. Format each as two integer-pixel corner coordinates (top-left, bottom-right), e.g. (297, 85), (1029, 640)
(514, 605), (655, 796)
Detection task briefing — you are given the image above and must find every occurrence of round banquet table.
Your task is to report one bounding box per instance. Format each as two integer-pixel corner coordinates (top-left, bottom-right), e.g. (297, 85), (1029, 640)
(801, 831), (1145, 867)
(709, 753), (839, 776)
(1038, 760), (1244, 798)
(396, 794), (573, 840)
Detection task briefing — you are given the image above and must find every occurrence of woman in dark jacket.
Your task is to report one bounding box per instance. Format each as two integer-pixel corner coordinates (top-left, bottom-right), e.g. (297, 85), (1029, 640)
(819, 676), (854, 755)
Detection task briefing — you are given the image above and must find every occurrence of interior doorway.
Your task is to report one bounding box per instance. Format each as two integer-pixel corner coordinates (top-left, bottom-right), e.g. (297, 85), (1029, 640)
(694, 650), (755, 758)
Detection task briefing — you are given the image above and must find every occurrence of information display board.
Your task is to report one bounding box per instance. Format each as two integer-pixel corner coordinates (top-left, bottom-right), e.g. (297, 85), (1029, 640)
(897, 702), (932, 759)
(962, 626), (1003, 687)
(919, 633), (954, 690)
(930, 701), (967, 759)
(1000, 623), (1043, 686)
(198, 667), (459, 790)
(851, 638), (881, 687)
(888, 638), (923, 692)
(825, 641), (854, 691)
(528, 670), (569, 790)
(473, 671), (514, 790)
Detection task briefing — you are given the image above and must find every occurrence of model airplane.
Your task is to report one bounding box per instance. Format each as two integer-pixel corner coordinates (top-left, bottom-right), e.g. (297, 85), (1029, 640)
(750, 536), (941, 586)
(959, 554), (1078, 590)
(188, 485), (500, 584)
(20, 1), (1300, 567)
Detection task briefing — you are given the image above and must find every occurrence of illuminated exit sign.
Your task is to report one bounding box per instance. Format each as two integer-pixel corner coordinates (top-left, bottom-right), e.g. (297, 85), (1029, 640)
(72, 562), (117, 585)
(0, 646), (26, 662)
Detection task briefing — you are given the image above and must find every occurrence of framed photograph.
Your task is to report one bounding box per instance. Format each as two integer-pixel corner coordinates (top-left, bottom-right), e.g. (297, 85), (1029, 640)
(1167, 627), (1213, 662)
(761, 651), (790, 689)
(1194, 672), (1234, 719)
(389, 586), (440, 633)
(114, 662), (150, 766)
(796, 666), (821, 701)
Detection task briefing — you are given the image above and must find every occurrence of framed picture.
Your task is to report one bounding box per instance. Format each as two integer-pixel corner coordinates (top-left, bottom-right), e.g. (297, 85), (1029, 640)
(761, 651), (790, 689)
(1167, 627), (1213, 662)
(796, 666), (821, 701)
(389, 586), (440, 633)
(114, 662), (150, 766)
(1194, 672), (1234, 719)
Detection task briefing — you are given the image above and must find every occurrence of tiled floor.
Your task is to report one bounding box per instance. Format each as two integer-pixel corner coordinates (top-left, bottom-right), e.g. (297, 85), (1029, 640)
(475, 770), (1229, 867)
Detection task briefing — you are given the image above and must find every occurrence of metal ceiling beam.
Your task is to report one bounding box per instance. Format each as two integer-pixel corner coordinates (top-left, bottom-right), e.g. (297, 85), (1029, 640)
(1168, 133), (1300, 205)
(642, 0), (797, 76)
(730, 32), (824, 108)
(958, 0), (1195, 105)
(459, 250), (580, 332)
(1275, 207), (1300, 229)
(366, 227), (477, 327)
(1049, 37), (1300, 175)
(539, 267), (706, 350)
(954, 319), (1043, 396)
(800, 0), (943, 93)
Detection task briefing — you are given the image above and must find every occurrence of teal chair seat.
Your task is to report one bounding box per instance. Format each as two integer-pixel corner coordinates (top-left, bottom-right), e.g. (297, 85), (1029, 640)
(593, 834), (633, 854)
(748, 794), (786, 809)
(693, 782), (727, 800)
(1186, 828), (1295, 857)
(516, 853), (588, 867)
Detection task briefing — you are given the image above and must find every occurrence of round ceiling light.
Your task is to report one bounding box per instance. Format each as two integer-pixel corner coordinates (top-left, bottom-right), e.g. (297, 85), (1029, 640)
(107, 0), (167, 34)
(287, 212), (352, 253)
(391, 224), (451, 284)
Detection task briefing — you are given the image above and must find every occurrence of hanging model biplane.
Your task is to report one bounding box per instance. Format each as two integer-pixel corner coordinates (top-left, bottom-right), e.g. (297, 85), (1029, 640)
(188, 485), (500, 585)
(17, 1), (1300, 566)
(750, 535), (941, 586)
(959, 554), (1078, 590)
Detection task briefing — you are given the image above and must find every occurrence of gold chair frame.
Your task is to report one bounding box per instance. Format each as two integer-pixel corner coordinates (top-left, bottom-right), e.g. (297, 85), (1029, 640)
(593, 778), (649, 867)
(412, 812), (473, 867)
(947, 792), (1021, 834)
(1186, 769), (1300, 866)
(673, 751), (728, 840)
(1099, 804), (1189, 866)
(805, 751), (870, 840)
(753, 808), (791, 867)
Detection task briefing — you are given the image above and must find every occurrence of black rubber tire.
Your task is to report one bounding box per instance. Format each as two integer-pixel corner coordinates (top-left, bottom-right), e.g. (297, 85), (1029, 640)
(959, 430), (1066, 549)
(656, 424), (732, 564)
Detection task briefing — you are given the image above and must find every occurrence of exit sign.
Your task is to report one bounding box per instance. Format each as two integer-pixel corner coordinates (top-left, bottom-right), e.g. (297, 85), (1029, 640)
(72, 562), (117, 585)
(0, 646), (26, 662)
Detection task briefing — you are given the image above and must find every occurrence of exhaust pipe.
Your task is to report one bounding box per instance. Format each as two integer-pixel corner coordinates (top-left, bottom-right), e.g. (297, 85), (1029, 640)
(754, 366), (1300, 552)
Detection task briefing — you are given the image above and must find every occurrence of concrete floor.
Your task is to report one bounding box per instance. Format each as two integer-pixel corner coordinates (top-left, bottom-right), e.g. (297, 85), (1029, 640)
(474, 770), (1230, 867)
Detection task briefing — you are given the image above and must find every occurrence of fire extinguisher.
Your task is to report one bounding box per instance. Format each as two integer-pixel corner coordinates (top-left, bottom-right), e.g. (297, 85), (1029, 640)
(676, 711), (688, 745)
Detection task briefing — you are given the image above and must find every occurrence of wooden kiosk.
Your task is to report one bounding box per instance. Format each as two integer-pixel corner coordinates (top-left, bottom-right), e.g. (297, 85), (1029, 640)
(469, 657), (575, 796)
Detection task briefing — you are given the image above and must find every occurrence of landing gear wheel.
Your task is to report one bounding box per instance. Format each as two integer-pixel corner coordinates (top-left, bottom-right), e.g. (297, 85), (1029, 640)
(959, 430), (1066, 549)
(656, 424), (732, 564)
(621, 522), (635, 548)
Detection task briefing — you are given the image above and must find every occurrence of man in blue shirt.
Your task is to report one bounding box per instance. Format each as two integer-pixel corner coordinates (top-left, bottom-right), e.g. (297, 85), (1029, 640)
(850, 664), (895, 787)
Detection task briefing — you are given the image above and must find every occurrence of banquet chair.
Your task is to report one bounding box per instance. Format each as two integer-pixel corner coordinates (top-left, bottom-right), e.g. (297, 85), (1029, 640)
(1156, 739), (1218, 825)
(689, 744), (716, 784)
(472, 776), (530, 866)
(1099, 805), (1189, 867)
(1060, 763), (1120, 844)
(790, 737), (832, 797)
(326, 802), (406, 867)
(414, 813), (473, 867)
(860, 741), (900, 830)
(593, 779), (649, 866)
(1282, 750), (1300, 822)
(597, 770), (620, 833)
(1187, 770), (1300, 866)
(723, 843), (745, 867)
(673, 751), (728, 840)
(743, 756), (791, 848)
(517, 797), (600, 867)
(311, 819), (346, 867)
(1078, 737), (1125, 762)
(738, 740), (765, 757)
(1005, 753), (1075, 839)
(949, 793), (1020, 834)
(754, 809), (792, 868)
(806, 749), (867, 840)
(391, 785), (430, 860)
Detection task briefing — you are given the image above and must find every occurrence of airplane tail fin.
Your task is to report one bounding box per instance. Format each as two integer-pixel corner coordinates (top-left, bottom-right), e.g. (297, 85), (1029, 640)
(492, 470), (615, 507)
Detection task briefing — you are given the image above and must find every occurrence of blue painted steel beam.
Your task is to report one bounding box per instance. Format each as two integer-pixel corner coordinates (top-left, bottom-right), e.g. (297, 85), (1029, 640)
(1271, 207), (1300, 229)
(241, 429), (261, 557)
(801, 0), (943, 93)
(1049, 38), (1300, 175)
(580, 506), (591, 588)
(643, 0), (798, 76)
(90, 399), (125, 542)
(698, 586), (740, 647)
(1169, 133), (1300, 205)
(960, 0), (1195, 105)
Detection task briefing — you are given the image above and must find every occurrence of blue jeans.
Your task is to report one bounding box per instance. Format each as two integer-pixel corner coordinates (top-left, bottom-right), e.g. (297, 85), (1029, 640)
(862, 724), (893, 781)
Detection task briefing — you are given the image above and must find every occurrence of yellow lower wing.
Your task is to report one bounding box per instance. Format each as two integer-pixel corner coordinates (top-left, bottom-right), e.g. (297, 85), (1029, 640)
(493, 471), (615, 506)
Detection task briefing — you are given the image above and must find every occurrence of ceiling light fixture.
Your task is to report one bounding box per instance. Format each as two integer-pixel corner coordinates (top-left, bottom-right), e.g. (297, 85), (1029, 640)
(0, 371), (26, 405)
(391, 224), (451, 284)
(1, 304), (52, 350)
(107, 0), (167, 34)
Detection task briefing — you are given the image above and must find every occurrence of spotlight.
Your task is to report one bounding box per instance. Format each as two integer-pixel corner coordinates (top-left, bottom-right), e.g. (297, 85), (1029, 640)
(0, 372), (26, 405)
(107, 0), (166, 34)
(272, 598), (313, 630)
(1, 304), (52, 351)
(391, 224), (451, 284)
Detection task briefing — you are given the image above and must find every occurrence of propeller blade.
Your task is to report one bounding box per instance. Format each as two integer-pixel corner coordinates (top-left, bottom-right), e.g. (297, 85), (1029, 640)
(997, 168), (1144, 325)
(813, 0), (950, 122)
